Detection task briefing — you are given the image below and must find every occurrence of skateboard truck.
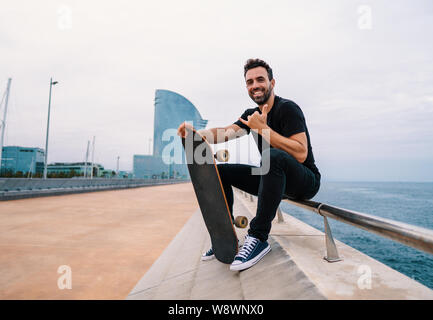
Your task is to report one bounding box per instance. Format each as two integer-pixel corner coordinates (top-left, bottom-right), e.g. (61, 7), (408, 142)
(214, 149), (230, 162)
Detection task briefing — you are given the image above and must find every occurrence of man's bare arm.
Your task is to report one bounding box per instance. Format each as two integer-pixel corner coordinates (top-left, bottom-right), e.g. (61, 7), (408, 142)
(263, 130), (308, 163)
(198, 124), (247, 144)
(177, 122), (247, 144)
(237, 108), (308, 163)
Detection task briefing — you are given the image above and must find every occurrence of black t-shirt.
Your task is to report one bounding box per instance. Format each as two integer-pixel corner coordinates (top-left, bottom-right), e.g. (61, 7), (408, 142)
(234, 95), (320, 178)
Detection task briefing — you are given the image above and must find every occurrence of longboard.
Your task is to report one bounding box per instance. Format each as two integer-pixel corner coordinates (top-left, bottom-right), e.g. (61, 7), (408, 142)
(181, 128), (244, 263)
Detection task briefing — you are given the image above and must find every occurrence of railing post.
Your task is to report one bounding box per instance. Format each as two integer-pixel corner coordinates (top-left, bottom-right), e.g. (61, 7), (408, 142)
(322, 215), (342, 263)
(277, 206), (284, 223)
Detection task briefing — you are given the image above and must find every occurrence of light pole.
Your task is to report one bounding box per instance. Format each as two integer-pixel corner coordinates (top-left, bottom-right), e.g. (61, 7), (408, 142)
(43, 78), (58, 179)
(90, 136), (95, 179)
(116, 156), (120, 178)
(0, 78), (12, 174)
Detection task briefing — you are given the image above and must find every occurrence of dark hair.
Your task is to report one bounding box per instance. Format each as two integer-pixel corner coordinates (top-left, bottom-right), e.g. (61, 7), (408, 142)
(244, 58), (273, 81)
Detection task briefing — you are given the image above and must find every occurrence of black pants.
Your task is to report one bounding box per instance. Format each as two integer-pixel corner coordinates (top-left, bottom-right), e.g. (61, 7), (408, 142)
(217, 148), (320, 242)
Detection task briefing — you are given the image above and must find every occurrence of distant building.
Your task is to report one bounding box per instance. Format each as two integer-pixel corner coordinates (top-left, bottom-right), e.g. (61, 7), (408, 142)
(118, 170), (133, 179)
(0, 146), (44, 177)
(133, 89), (207, 179)
(47, 162), (104, 177)
(97, 168), (116, 178)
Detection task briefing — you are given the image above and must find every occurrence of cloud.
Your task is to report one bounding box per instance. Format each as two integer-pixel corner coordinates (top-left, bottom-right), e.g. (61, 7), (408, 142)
(1, 0), (432, 181)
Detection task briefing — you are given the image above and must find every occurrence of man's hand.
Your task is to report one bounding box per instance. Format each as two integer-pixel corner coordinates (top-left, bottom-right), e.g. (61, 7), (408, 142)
(238, 104), (270, 134)
(177, 122), (194, 138)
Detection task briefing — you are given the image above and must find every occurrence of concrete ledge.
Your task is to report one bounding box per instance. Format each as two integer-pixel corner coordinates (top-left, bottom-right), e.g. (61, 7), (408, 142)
(127, 194), (325, 300)
(128, 190), (433, 300)
(237, 190), (433, 300)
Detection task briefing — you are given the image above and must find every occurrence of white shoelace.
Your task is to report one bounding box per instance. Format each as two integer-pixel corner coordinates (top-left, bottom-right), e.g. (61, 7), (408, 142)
(236, 235), (259, 260)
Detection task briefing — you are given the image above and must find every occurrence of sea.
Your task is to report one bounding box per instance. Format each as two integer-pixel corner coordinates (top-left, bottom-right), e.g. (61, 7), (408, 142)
(279, 181), (433, 290)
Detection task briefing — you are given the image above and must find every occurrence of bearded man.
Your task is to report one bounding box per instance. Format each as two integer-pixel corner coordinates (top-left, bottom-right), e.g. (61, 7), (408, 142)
(177, 58), (321, 271)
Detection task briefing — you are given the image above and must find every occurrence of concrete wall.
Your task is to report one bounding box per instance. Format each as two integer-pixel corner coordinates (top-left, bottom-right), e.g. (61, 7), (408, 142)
(0, 178), (188, 201)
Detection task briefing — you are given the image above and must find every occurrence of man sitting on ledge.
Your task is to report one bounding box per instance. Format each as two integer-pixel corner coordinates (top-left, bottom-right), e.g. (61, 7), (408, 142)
(177, 58), (321, 271)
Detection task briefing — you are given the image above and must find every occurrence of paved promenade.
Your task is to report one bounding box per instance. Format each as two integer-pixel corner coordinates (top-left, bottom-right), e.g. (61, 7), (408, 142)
(0, 183), (197, 299)
(2, 182), (432, 300)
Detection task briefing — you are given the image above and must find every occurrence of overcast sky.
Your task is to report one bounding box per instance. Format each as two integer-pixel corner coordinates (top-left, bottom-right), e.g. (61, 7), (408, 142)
(1, 0), (432, 181)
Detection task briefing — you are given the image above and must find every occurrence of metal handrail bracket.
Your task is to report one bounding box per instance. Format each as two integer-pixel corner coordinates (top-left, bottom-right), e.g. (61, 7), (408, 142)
(323, 215), (342, 262)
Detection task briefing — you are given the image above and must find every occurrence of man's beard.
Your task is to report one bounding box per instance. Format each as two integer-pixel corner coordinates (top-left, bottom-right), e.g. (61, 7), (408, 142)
(249, 84), (272, 105)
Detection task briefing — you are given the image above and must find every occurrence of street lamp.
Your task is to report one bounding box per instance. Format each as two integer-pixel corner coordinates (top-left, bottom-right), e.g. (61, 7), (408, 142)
(43, 78), (58, 179)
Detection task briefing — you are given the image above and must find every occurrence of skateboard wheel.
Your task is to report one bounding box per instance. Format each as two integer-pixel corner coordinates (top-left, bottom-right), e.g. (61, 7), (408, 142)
(234, 216), (248, 228)
(215, 149), (230, 162)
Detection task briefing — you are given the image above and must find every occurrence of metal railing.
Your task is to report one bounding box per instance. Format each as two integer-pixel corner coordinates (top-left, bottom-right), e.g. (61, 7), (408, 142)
(238, 190), (433, 262)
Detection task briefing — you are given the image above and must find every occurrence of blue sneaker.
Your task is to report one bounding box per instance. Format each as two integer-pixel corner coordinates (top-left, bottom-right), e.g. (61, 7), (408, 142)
(201, 247), (215, 261)
(230, 235), (271, 271)
(202, 240), (242, 261)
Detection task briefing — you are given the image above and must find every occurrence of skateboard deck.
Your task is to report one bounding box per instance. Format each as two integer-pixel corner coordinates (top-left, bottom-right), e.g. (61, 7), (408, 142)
(181, 128), (238, 264)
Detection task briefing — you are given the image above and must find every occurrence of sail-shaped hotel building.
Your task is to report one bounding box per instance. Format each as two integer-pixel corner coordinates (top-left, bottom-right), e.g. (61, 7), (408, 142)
(133, 90), (207, 178)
